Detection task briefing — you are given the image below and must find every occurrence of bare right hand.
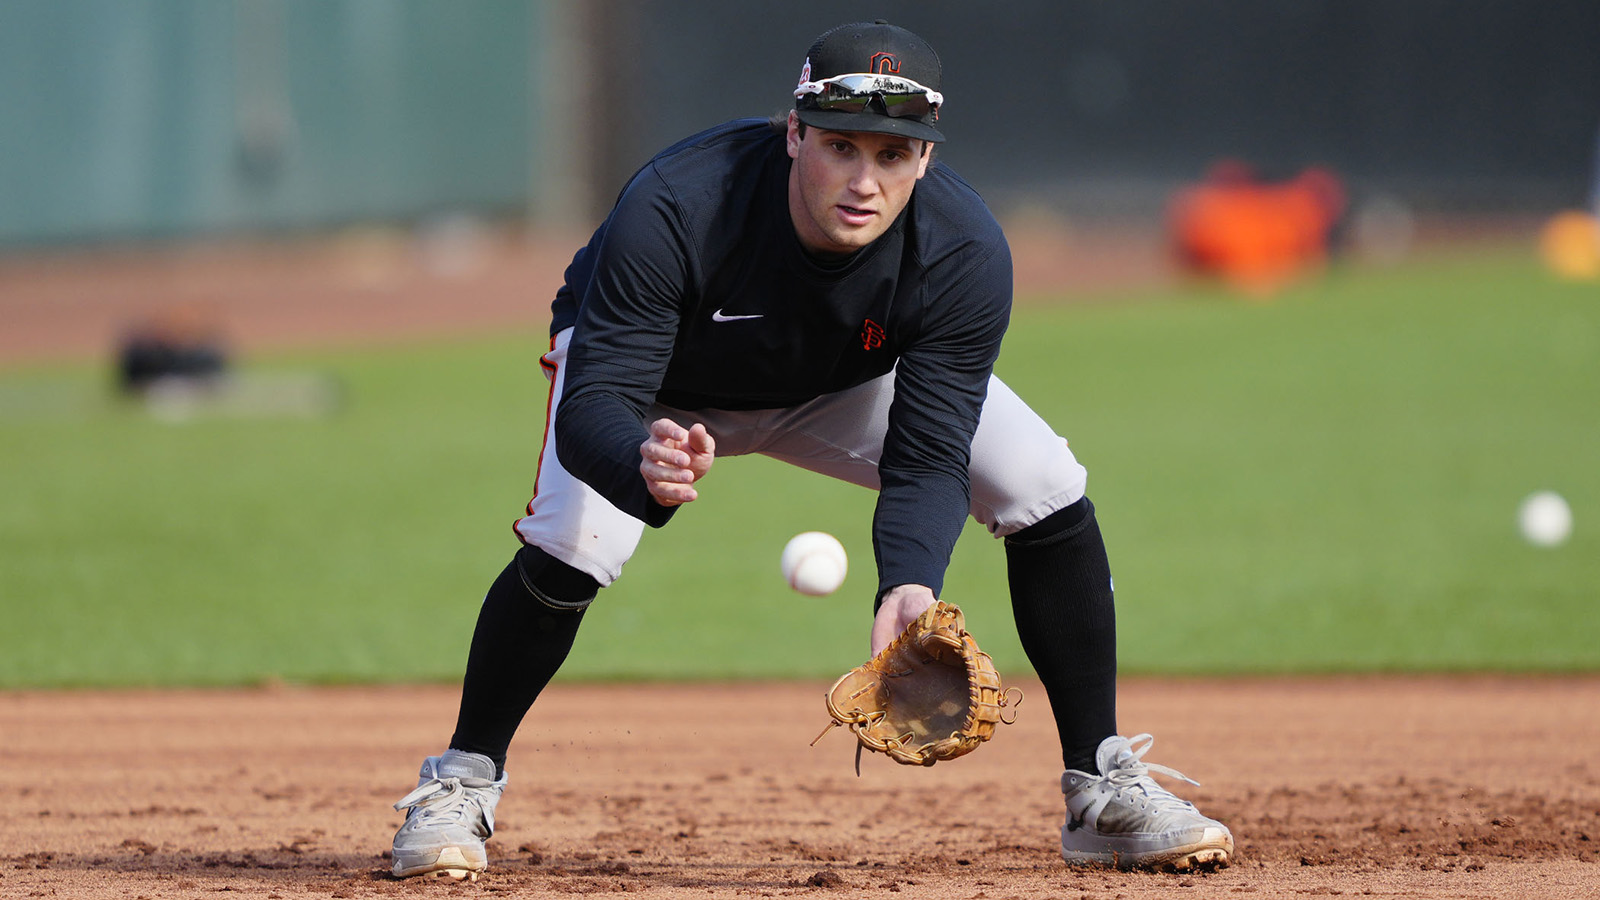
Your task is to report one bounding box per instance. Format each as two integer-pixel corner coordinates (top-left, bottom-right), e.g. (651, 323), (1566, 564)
(639, 419), (715, 507)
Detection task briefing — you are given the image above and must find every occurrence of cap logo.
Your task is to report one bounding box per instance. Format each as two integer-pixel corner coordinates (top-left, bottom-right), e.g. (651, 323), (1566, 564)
(869, 52), (900, 74)
(797, 58), (812, 86)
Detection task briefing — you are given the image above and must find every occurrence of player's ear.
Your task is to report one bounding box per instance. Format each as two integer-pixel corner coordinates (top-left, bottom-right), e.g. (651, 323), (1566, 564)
(915, 142), (932, 179)
(786, 112), (803, 159)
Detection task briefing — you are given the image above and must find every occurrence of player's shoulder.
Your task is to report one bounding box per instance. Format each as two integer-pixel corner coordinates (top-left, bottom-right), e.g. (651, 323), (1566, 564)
(909, 162), (1009, 255)
(612, 118), (782, 221)
(645, 118), (782, 179)
(604, 117), (780, 229)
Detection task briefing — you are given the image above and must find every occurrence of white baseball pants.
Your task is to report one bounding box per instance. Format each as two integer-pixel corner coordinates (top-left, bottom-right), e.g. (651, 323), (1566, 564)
(514, 327), (1088, 586)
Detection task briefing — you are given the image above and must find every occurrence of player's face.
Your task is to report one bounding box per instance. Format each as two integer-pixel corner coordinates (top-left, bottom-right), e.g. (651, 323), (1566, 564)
(786, 114), (931, 257)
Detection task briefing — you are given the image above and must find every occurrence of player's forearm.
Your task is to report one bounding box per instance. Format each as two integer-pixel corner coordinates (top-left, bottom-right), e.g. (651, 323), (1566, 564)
(868, 356), (984, 596)
(553, 390), (677, 527)
(556, 280), (683, 526)
(871, 463), (970, 597)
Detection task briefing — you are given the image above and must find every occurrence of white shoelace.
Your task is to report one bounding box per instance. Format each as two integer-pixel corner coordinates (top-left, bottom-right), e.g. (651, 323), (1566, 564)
(1101, 734), (1201, 813)
(394, 777), (478, 825)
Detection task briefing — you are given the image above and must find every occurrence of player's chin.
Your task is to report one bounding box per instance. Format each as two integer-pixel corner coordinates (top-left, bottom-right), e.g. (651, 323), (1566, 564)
(821, 222), (885, 253)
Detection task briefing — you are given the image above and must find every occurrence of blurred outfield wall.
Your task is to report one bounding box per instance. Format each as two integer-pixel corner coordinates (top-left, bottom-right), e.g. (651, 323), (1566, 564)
(3, 0), (1598, 247)
(599, 0), (1600, 221)
(0, 0), (557, 245)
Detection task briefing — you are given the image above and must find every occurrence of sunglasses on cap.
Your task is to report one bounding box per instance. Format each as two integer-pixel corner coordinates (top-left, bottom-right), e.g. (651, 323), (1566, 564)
(794, 73), (943, 121)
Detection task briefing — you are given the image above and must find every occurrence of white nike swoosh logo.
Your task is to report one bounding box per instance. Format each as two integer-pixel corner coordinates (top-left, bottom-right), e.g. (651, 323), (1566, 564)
(711, 309), (764, 322)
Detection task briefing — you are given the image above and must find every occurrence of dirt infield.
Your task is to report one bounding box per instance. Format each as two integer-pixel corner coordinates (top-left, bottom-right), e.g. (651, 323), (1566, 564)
(4, 677), (1597, 899)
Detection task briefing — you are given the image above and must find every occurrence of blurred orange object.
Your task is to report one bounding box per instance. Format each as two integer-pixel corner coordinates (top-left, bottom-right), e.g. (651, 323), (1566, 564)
(1537, 210), (1600, 281)
(1168, 160), (1347, 297)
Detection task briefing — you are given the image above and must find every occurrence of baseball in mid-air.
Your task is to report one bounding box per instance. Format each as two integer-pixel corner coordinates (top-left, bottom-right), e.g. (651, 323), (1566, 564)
(781, 531), (848, 595)
(1517, 491), (1572, 547)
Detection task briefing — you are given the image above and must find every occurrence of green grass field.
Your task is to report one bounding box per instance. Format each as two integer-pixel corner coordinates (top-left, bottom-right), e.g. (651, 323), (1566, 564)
(2, 247), (1596, 687)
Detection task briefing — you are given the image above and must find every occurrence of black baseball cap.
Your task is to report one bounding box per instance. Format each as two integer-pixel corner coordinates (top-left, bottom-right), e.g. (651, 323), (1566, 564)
(793, 21), (946, 143)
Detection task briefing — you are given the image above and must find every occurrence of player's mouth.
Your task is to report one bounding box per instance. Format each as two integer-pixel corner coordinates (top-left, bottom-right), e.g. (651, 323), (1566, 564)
(836, 204), (876, 226)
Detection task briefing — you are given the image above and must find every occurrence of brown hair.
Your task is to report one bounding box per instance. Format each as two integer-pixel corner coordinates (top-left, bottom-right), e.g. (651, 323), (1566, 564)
(767, 112), (803, 137)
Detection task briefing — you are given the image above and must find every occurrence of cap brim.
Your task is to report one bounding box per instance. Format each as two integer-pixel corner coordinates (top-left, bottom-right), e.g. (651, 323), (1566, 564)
(795, 108), (945, 143)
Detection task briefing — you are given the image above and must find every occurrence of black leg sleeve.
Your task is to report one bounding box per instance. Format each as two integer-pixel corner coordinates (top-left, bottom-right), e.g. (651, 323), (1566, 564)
(1005, 496), (1118, 774)
(448, 545), (598, 776)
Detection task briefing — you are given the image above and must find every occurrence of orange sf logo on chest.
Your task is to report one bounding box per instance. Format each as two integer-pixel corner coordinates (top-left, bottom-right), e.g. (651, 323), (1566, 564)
(861, 318), (886, 350)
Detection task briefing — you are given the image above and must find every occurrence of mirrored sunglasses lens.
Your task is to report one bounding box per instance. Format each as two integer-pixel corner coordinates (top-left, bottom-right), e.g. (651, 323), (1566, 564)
(815, 90), (932, 119)
(877, 93), (932, 118)
(814, 94), (873, 113)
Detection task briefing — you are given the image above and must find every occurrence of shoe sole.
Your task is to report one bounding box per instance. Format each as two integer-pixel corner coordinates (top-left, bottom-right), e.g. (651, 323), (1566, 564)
(392, 846), (486, 881)
(1061, 828), (1233, 872)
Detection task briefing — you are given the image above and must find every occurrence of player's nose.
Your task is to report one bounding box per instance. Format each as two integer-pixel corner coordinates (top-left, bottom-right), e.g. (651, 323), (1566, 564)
(846, 159), (879, 197)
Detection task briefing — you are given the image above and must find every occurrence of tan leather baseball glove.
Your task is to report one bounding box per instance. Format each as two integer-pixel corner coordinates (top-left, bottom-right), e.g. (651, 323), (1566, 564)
(816, 601), (1019, 769)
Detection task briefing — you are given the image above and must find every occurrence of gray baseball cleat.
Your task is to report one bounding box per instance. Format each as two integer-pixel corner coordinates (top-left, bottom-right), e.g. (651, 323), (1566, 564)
(391, 749), (508, 881)
(1058, 734), (1233, 871)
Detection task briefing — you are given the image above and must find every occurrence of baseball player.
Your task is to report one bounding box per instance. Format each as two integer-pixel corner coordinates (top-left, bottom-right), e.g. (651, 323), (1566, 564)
(390, 20), (1233, 880)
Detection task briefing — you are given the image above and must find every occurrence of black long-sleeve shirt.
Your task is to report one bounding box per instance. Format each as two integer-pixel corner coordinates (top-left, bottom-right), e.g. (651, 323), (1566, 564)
(551, 118), (1012, 596)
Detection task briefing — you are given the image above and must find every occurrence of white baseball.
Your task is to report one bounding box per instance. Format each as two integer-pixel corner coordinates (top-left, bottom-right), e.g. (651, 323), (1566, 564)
(781, 531), (848, 596)
(1518, 491), (1573, 547)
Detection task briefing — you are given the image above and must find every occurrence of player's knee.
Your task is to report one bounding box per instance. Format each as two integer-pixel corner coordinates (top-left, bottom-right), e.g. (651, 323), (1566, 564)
(1006, 496), (1095, 547)
(971, 439), (1088, 535)
(514, 544), (600, 612)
